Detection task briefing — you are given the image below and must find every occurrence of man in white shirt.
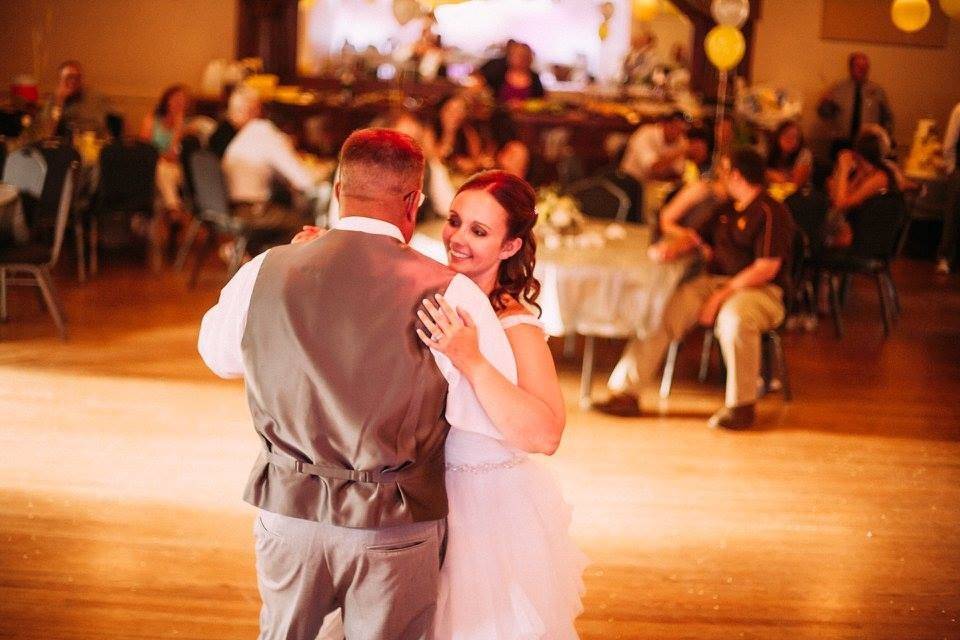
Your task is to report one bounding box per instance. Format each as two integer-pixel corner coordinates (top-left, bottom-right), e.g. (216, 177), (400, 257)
(619, 111), (689, 221)
(220, 86), (320, 251)
(936, 101), (960, 274)
(198, 128), (510, 639)
(620, 111), (689, 183)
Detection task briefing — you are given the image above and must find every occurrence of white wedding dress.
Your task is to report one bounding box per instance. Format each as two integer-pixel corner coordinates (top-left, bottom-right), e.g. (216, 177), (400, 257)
(315, 314), (586, 640)
(433, 314), (587, 640)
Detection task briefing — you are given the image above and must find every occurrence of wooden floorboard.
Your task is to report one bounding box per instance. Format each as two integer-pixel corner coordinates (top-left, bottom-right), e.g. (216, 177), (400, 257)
(1, 256), (958, 639)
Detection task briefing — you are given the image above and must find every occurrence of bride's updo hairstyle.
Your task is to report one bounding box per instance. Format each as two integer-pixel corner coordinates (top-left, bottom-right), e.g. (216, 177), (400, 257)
(456, 170), (541, 315)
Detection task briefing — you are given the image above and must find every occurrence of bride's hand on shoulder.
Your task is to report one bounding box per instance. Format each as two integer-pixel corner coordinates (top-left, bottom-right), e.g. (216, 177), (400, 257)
(291, 225), (325, 244)
(416, 294), (484, 375)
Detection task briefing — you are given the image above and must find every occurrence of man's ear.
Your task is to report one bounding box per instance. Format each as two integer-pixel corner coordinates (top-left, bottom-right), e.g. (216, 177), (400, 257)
(499, 237), (522, 261)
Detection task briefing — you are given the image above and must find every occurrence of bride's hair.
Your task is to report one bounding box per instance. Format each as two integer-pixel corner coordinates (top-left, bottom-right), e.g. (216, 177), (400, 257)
(456, 170), (541, 315)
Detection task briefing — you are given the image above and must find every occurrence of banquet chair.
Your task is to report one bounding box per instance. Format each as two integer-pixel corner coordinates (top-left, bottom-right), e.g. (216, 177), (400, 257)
(89, 138), (158, 275)
(658, 228), (806, 402)
(34, 140), (85, 282)
(565, 177), (631, 223)
(181, 150), (289, 287)
(807, 191), (907, 338)
(0, 160), (78, 340)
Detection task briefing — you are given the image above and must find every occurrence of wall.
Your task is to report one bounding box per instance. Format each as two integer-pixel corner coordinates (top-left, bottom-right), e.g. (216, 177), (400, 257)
(751, 0), (960, 154)
(0, 0), (236, 133)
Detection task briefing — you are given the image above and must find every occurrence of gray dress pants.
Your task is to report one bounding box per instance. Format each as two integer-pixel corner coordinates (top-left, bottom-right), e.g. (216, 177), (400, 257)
(254, 509), (446, 640)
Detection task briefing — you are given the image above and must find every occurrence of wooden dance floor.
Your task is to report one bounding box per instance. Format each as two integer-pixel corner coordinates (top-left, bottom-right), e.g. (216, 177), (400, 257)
(1, 258), (958, 639)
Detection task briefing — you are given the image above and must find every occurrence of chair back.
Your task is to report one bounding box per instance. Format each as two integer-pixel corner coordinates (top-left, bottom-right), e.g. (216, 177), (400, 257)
(96, 138), (158, 213)
(785, 187), (830, 255)
(848, 191), (907, 261)
(33, 140), (81, 239)
(179, 134), (202, 202)
(188, 149), (231, 223)
(45, 161), (78, 268)
(566, 177), (630, 222)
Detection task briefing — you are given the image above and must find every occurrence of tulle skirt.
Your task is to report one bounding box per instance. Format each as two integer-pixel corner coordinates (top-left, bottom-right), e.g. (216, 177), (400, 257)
(433, 455), (588, 640)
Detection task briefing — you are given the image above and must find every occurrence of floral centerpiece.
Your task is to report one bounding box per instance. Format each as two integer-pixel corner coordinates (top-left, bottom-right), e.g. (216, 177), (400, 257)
(536, 188), (585, 237)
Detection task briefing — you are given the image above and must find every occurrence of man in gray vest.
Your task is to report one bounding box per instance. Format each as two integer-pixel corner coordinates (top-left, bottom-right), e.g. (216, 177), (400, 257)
(198, 128), (511, 639)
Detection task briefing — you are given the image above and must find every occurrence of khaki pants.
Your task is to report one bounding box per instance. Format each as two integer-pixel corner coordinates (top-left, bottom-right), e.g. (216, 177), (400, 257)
(608, 274), (785, 407)
(254, 510), (446, 640)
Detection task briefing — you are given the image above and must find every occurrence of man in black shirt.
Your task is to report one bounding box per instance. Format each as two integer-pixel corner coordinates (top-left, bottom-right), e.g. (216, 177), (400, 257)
(597, 148), (795, 429)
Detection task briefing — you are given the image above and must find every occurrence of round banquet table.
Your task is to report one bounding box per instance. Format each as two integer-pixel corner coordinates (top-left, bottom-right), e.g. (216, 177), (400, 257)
(411, 219), (695, 406)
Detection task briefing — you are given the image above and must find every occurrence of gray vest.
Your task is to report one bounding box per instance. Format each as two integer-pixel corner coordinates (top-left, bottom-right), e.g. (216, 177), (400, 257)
(241, 229), (456, 529)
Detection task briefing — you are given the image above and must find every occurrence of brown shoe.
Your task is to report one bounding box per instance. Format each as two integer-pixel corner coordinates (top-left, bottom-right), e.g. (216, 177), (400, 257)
(594, 393), (642, 417)
(708, 404), (756, 430)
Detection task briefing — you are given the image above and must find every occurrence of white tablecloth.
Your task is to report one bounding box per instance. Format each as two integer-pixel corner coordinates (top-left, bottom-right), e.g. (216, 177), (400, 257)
(412, 219), (694, 340)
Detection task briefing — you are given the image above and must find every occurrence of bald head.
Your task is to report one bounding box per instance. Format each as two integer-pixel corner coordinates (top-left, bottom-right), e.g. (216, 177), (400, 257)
(336, 128), (426, 237)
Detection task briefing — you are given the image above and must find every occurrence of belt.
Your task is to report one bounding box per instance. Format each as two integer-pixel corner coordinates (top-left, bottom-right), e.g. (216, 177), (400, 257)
(263, 450), (438, 484)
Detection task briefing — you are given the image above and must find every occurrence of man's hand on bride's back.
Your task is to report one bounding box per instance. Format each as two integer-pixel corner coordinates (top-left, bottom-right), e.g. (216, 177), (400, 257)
(416, 294), (484, 376)
(291, 225), (325, 244)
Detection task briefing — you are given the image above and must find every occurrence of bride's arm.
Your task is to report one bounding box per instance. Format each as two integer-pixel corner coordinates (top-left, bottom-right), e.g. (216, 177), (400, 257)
(418, 295), (565, 455)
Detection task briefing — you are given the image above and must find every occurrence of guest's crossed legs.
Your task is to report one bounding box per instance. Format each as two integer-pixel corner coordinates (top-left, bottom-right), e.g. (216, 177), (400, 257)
(608, 274), (784, 407)
(254, 510), (446, 640)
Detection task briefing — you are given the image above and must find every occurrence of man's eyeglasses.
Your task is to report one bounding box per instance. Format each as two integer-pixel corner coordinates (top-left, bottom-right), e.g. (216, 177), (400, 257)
(406, 190), (426, 209)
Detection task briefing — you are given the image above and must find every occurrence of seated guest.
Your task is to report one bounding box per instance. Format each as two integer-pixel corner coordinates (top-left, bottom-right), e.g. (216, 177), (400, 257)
(139, 84), (191, 260)
(597, 148), (795, 430)
(620, 111), (689, 220)
(651, 166), (730, 259)
(480, 41), (545, 104)
(620, 111), (689, 183)
(765, 120), (813, 190)
(221, 86), (321, 246)
(32, 60), (115, 140)
(423, 93), (490, 175)
(827, 130), (900, 248)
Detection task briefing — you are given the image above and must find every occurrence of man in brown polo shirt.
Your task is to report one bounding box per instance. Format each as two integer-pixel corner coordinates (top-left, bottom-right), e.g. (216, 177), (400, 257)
(597, 147), (795, 429)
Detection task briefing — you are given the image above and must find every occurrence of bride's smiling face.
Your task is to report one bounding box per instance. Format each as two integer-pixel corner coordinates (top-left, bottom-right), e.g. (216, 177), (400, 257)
(442, 189), (521, 286)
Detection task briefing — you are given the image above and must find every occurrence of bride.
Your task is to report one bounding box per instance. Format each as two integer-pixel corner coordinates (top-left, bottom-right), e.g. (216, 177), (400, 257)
(296, 169), (585, 639)
(416, 170), (586, 639)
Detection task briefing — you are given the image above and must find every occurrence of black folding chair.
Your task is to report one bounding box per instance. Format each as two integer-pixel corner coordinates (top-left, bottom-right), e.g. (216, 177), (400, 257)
(0, 160), (78, 339)
(179, 150), (287, 287)
(90, 138), (158, 275)
(34, 140), (85, 282)
(565, 177), (631, 223)
(808, 192), (907, 338)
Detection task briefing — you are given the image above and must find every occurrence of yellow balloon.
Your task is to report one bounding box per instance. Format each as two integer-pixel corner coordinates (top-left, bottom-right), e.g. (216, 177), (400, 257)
(633, 0), (659, 22)
(704, 25), (745, 71)
(891, 0), (931, 32)
(940, 0), (960, 18)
